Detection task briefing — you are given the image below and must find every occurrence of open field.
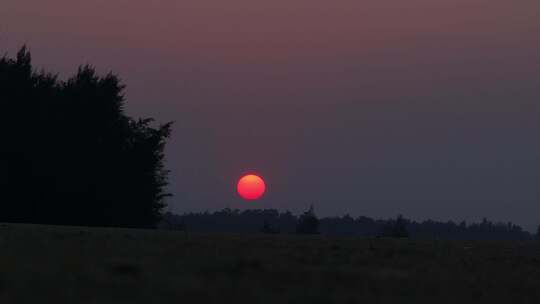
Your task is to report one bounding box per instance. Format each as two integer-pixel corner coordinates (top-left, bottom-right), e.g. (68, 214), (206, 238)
(1, 224), (540, 303)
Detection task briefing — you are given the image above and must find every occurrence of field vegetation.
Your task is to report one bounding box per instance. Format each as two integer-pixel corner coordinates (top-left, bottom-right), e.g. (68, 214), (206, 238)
(1, 224), (540, 303)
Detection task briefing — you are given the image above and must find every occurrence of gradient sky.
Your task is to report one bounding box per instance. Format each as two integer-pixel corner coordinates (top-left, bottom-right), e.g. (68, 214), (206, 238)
(2, 0), (540, 230)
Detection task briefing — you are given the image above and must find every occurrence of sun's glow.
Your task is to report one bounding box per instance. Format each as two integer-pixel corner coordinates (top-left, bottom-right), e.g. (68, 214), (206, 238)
(237, 174), (266, 200)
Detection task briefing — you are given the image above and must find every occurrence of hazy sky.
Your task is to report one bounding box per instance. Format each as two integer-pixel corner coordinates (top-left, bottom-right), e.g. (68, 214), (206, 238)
(2, 0), (540, 230)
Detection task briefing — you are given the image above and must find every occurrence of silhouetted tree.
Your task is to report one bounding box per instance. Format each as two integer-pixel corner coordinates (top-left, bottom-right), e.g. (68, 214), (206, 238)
(0, 47), (172, 228)
(536, 226), (540, 240)
(392, 215), (409, 238)
(379, 215), (409, 238)
(296, 205), (319, 234)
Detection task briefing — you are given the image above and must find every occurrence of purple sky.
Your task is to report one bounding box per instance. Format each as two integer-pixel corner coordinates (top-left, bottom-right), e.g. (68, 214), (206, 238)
(2, 0), (540, 230)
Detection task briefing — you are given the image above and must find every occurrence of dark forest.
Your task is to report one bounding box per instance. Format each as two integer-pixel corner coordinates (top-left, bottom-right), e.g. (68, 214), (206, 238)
(0, 47), (171, 228)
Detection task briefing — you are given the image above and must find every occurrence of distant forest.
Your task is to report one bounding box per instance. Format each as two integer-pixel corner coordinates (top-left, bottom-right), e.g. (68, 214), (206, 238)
(161, 208), (539, 240)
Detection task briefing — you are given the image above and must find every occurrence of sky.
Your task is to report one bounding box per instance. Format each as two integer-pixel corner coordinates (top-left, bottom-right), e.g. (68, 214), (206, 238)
(2, 0), (540, 230)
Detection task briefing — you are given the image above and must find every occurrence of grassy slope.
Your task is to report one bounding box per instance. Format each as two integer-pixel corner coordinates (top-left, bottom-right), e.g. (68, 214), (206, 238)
(1, 223), (540, 303)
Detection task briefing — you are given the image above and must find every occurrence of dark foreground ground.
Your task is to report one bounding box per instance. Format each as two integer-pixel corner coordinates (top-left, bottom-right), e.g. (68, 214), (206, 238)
(1, 224), (540, 303)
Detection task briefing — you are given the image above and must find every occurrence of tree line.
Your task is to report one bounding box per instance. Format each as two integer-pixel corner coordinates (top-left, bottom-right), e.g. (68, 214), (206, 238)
(161, 207), (536, 240)
(0, 47), (171, 228)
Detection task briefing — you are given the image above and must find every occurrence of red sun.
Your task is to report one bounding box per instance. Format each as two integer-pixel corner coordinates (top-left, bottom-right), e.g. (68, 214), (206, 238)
(237, 174), (266, 200)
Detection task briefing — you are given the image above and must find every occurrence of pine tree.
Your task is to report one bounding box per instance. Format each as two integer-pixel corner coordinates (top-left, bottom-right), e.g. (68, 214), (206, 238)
(296, 205), (319, 234)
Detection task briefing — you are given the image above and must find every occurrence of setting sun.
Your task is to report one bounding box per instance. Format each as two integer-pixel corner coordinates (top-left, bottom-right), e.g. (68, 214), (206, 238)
(237, 174), (266, 200)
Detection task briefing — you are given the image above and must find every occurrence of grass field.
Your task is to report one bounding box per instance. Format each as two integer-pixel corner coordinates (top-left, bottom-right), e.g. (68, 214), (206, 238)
(1, 224), (540, 303)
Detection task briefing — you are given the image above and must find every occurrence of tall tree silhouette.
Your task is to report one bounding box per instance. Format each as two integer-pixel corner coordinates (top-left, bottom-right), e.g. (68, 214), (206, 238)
(0, 47), (172, 228)
(296, 205), (319, 234)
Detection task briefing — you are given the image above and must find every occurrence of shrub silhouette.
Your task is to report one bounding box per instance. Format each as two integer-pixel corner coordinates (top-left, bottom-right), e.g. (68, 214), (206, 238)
(0, 47), (172, 228)
(296, 205), (319, 235)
